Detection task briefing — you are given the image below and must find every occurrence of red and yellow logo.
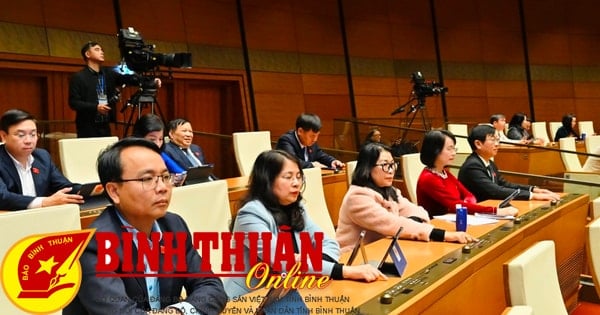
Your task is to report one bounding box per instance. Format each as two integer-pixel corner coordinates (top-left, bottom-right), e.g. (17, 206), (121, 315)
(1, 230), (94, 314)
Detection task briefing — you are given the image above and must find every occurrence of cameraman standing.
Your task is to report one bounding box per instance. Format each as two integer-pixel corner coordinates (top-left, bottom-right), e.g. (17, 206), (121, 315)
(69, 41), (161, 138)
(69, 41), (124, 138)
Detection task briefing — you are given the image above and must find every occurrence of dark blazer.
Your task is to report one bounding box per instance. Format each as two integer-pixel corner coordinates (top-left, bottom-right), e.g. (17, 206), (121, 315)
(275, 130), (336, 169)
(63, 207), (227, 315)
(162, 142), (206, 170)
(554, 126), (579, 142)
(457, 153), (531, 201)
(0, 145), (77, 210)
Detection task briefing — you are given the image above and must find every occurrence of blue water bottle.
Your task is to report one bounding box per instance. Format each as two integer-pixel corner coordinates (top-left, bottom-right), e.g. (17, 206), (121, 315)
(455, 204), (467, 232)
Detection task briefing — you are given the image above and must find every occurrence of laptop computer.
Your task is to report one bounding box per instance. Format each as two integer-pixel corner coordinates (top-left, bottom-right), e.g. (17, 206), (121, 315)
(76, 182), (110, 210)
(184, 164), (214, 185)
(499, 188), (520, 208)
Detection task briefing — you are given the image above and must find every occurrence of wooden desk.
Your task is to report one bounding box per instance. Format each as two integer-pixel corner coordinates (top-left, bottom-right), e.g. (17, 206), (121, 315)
(495, 142), (587, 180)
(225, 194), (588, 314)
(80, 171), (348, 229)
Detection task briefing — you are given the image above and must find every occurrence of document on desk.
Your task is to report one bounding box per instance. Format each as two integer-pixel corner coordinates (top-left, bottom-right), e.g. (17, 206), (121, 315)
(433, 214), (498, 226)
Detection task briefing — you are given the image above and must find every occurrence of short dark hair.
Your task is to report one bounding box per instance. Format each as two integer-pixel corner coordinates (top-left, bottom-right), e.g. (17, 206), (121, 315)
(80, 41), (100, 61)
(167, 118), (191, 133)
(132, 114), (164, 138)
(468, 124), (496, 151)
(489, 114), (505, 124)
(242, 150), (305, 231)
(420, 130), (456, 168)
(0, 109), (35, 132)
(295, 113), (322, 132)
(97, 138), (162, 188)
(352, 143), (399, 202)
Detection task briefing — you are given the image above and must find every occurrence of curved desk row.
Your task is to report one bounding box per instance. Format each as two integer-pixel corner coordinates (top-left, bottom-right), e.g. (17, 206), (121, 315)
(225, 194), (589, 315)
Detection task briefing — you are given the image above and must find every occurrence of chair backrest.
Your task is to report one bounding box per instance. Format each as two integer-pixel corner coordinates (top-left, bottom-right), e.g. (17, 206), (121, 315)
(447, 123), (471, 154)
(579, 120), (595, 136)
(346, 160), (357, 185)
(531, 121), (550, 145)
(0, 204), (81, 315)
(505, 240), (568, 315)
(559, 137), (584, 172)
(58, 136), (119, 183)
(585, 135), (600, 154)
(232, 131), (272, 176)
(167, 180), (232, 274)
(563, 172), (600, 200)
(594, 196), (600, 220)
(549, 122), (562, 141)
(302, 167), (336, 239)
(587, 217), (600, 300)
(501, 306), (533, 315)
(401, 153), (425, 203)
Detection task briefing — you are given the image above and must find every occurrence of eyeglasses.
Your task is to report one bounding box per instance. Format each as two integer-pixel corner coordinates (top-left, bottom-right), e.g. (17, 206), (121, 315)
(445, 146), (458, 152)
(117, 174), (173, 190)
(375, 161), (399, 172)
(11, 132), (38, 139)
(280, 174), (304, 185)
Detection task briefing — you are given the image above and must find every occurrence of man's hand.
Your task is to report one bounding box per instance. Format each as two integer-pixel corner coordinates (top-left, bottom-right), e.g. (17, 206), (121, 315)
(41, 187), (84, 207)
(311, 161), (327, 168)
(97, 104), (111, 115)
(331, 160), (345, 169)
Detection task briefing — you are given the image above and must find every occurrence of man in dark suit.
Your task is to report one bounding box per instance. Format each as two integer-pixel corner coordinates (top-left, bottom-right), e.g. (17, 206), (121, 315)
(0, 109), (83, 210)
(276, 113), (345, 169)
(458, 124), (560, 202)
(63, 138), (227, 314)
(162, 118), (207, 169)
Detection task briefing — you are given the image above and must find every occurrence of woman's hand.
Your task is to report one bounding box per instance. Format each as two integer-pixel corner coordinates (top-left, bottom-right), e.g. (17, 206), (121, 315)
(496, 206), (518, 216)
(444, 231), (477, 244)
(342, 264), (388, 282)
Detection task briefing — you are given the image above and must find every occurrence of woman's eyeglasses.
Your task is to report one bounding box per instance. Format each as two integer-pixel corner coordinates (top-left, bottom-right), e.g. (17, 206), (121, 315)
(375, 161), (399, 173)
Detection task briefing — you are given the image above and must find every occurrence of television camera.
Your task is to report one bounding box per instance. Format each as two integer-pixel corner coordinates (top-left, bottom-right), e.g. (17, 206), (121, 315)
(411, 71), (448, 98)
(117, 27), (192, 135)
(389, 72), (448, 156)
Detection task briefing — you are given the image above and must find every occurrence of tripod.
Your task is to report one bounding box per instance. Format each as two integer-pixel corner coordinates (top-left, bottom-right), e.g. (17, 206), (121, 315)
(121, 89), (165, 138)
(390, 95), (431, 156)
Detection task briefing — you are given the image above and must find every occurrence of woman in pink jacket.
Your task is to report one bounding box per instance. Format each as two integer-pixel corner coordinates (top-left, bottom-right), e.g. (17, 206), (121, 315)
(336, 143), (475, 252)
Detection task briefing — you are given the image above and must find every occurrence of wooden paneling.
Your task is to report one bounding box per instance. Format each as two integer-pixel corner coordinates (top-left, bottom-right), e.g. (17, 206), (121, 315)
(242, 2), (298, 52)
(0, 0), (45, 26)
(181, 0), (242, 47)
(294, 12), (344, 55)
(301, 74), (348, 95)
(0, 71), (45, 119)
(42, 0), (116, 35)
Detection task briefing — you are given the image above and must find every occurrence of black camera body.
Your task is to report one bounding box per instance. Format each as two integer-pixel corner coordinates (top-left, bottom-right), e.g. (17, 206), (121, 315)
(118, 27), (192, 74)
(411, 71), (448, 98)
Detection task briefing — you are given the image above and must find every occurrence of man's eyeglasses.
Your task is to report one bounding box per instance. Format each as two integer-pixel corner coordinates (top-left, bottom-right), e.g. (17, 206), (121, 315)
(11, 132), (38, 140)
(375, 161), (399, 172)
(116, 174), (174, 190)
